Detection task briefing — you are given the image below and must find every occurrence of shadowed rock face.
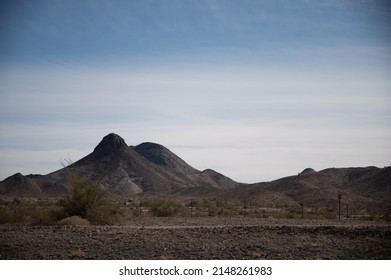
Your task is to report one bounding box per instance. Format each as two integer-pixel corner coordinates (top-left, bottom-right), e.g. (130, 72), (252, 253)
(93, 133), (127, 156)
(299, 168), (316, 176)
(134, 142), (171, 166)
(134, 142), (198, 174)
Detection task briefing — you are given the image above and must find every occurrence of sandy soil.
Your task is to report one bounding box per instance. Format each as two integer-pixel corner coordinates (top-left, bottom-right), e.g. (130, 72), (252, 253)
(1, 217), (390, 260)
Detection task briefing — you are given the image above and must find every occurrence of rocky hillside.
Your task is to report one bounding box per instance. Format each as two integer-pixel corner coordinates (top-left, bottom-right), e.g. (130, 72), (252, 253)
(0, 133), (390, 214)
(0, 133), (239, 198)
(220, 166), (391, 213)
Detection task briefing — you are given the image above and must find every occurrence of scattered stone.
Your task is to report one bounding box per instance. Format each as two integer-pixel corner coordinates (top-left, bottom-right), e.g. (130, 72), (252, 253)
(0, 218), (390, 260)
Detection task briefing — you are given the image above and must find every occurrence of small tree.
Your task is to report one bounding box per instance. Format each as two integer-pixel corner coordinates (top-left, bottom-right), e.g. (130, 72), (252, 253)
(150, 198), (187, 217)
(60, 174), (117, 224)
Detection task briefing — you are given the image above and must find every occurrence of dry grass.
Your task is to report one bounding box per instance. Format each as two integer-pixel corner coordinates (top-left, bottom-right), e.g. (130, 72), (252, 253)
(0, 199), (64, 225)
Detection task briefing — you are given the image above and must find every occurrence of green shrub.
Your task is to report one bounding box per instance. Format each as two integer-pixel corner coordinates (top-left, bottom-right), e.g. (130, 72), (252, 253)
(186, 200), (205, 209)
(150, 198), (187, 217)
(59, 175), (118, 224)
(207, 205), (218, 217)
(0, 199), (60, 225)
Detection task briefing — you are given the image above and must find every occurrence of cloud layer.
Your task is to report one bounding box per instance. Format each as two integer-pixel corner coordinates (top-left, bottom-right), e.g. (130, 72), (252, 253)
(1, 65), (389, 182)
(0, 0), (390, 182)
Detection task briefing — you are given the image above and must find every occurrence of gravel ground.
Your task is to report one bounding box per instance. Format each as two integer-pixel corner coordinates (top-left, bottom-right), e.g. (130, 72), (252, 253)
(1, 217), (390, 260)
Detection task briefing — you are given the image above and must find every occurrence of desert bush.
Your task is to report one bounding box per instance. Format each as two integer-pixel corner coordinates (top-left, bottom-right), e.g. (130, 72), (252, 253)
(383, 213), (391, 222)
(132, 206), (142, 217)
(207, 205), (218, 217)
(59, 174), (118, 224)
(0, 202), (14, 224)
(0, 199), (60, 225)
(186, 199), (205, 209)
(150, 198), (187, 217)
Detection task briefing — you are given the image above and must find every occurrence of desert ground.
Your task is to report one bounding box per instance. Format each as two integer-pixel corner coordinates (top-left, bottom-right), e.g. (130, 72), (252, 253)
(1, 217), (390, 260)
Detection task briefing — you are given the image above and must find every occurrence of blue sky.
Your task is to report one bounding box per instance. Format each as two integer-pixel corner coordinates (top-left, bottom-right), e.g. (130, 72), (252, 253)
(0, 0), (390, 182)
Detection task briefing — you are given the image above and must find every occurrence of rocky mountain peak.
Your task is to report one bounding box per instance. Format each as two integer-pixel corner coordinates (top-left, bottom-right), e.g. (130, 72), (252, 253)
(134, 142), (170, 166)
(136, 142), (165, 151)
(4, 173), (26, 184)
(299, 168), (316, 176)
(93, 133), (127, 155)
(134, 142), (199, 175)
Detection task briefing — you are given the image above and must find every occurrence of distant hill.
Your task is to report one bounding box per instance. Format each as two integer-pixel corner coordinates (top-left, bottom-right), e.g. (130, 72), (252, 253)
(0, 133), (390, 214)
(220, 167), (391, 213)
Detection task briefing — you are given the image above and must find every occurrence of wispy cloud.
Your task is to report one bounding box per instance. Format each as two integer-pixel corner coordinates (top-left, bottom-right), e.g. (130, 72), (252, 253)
(1, 63), (389, 123)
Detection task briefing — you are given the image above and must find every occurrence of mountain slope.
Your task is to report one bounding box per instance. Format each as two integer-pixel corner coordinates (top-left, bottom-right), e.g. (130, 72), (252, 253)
(0, 133), (238, 198)
(134, 142), (198, 175)
(221, 167), (391, 213)
(0, 133), (390, 214)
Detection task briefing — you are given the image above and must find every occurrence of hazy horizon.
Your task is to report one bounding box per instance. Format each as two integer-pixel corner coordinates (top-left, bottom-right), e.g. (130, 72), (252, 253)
(1, 0), (390, 183)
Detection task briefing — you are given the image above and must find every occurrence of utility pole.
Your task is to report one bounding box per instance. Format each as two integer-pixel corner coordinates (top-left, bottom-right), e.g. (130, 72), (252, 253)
(338, 194), (342, 220)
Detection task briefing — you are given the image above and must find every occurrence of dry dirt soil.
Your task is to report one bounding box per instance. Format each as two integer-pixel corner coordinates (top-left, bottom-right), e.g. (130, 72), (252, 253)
(1, 217), (390, 260)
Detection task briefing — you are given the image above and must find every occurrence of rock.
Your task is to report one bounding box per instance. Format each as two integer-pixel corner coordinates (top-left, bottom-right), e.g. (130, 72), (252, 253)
(93, 133), (127, 156)
(299, 168), (316, 176)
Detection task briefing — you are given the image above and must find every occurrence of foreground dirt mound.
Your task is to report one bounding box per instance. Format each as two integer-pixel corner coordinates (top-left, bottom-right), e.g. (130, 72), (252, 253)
(0, 218), (390, 259)
(58, 216), (91, 226)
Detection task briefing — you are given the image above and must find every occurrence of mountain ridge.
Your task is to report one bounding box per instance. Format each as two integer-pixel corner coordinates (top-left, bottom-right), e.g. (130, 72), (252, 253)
(0, 133), (390, 214)
(0, 133), (239, 198)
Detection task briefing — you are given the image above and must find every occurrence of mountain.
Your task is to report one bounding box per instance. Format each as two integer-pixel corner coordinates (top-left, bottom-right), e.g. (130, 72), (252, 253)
(134, 142), (198, 174)
(0, 133), (390, 214)
(0, 133), (239, 199)
(220, 167), (391, 213)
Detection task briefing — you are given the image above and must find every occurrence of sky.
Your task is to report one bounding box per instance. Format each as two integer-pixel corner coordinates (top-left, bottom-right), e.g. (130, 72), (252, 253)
(0, 0), (390, 183)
